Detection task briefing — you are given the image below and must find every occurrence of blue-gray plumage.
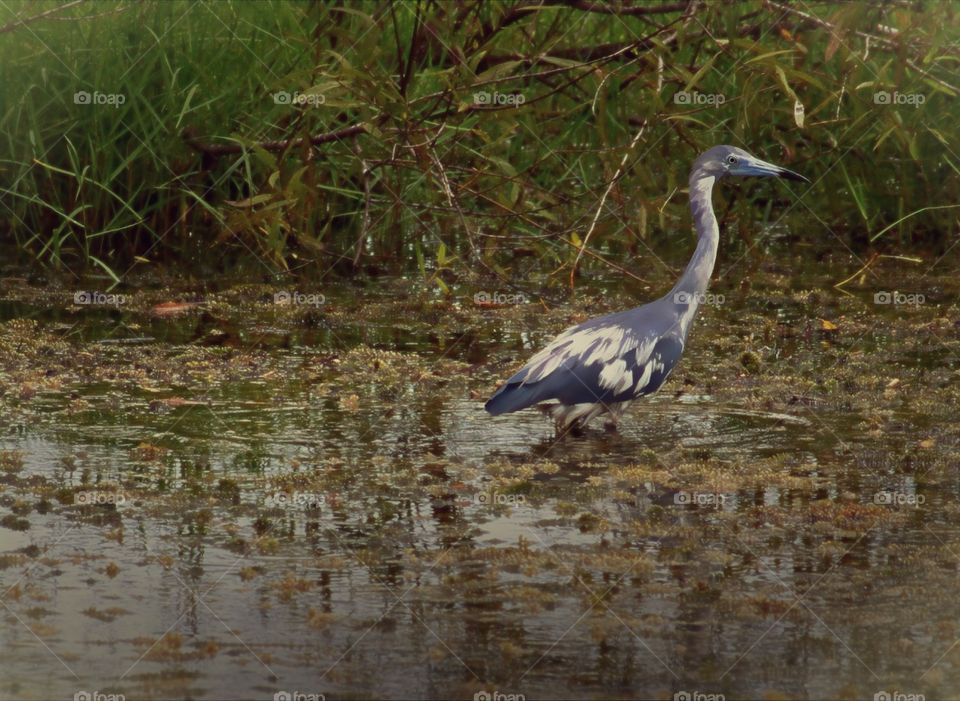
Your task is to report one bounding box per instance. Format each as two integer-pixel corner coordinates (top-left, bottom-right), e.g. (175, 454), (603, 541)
(485, 145), (808, 431)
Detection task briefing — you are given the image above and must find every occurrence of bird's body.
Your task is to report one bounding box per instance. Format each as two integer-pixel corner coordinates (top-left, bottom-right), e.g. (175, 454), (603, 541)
(485, 145), (807, 432)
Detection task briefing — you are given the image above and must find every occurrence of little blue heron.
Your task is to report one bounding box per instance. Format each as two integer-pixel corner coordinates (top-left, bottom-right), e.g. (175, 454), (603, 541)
(485, 145), (808, 432)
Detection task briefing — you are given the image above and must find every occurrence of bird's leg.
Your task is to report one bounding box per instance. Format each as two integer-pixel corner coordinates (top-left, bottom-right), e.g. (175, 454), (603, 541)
(603, 402), (627, 433)
(553, 415), (584, 438)
(603, 408), (622, 433)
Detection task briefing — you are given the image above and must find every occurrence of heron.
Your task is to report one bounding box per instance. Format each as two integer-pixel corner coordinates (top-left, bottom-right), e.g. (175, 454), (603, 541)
(485, 144), (808, 433)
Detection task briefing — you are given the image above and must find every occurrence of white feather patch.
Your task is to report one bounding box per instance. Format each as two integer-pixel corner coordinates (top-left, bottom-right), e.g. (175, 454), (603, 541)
(523, 324), (652, 385)
(598, 359), (633, 394)
(634, 361), (653, 394)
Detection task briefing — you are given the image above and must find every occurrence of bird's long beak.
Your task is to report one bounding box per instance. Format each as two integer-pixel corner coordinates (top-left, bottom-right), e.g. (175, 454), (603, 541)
(739, 156), (809, 183)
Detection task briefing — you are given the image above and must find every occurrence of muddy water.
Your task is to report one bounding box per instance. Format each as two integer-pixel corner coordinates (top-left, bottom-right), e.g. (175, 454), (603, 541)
(1, 262), (959, 700)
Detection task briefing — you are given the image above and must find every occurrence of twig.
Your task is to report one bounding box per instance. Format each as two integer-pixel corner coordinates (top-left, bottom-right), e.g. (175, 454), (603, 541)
(473, 0), (689, 48)
(410, 29), (674, 108)
(353, 145), (373, 267)
(833, 253), (923, 290)
(426, 127), (478, 258)
(564, 1), (691, 16)
(477, 39), (666, 71)
(765, 0), (960, 92)
(869, 204), (960, 242)
(398, 0), (421, 97)
(770, 0), (959, 58)
(764, 0), (898, 50)
(183, 123), (369, 156)
(0, 0), (88, 35)
(569, 123), (647, 288)
(905, 59), (958, 95)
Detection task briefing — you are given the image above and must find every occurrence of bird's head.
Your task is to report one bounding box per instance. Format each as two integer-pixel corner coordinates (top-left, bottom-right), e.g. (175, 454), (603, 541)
(692, 145), (808, 183)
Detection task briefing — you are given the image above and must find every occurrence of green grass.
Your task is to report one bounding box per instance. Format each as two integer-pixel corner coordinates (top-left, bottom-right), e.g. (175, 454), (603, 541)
(0, 0), (958, 284)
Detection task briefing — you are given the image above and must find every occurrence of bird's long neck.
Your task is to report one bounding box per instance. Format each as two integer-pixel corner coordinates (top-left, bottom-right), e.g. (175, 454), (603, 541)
(671, 174), (719, 297)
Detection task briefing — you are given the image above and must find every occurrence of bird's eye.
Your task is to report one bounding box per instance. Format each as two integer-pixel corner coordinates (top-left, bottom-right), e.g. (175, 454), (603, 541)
(726, 155), (738, 165)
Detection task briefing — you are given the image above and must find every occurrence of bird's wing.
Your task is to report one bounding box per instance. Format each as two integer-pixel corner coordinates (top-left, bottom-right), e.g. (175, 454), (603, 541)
(486, 304), (684, 415)
(521, 311), (660, 386)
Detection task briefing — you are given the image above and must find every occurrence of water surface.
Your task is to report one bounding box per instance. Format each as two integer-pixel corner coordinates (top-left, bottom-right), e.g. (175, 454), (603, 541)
(0, 263), (958, 700)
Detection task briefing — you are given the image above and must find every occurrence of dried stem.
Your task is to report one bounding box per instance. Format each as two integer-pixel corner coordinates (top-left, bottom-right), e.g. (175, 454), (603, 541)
(569, 123), (647, 288)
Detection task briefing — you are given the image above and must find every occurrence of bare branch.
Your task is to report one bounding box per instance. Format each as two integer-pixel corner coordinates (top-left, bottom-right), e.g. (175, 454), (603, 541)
(0, 0), (88, 35)
(569, 122), (647, 288)
(563, 1), (691, 17)
(183, 124), (369, 156)
(764, 0), (959, 93)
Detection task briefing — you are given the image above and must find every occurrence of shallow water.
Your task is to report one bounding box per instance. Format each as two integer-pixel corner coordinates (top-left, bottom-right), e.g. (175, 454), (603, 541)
(1, 261), (959, 700)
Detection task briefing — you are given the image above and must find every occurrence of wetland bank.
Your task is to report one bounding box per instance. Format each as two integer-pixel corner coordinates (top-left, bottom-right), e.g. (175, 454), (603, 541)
(1, 260), (960, 700)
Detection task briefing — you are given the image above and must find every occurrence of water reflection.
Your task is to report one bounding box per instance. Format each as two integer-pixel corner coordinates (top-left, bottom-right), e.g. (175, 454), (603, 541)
(0, 271), (959, 700)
